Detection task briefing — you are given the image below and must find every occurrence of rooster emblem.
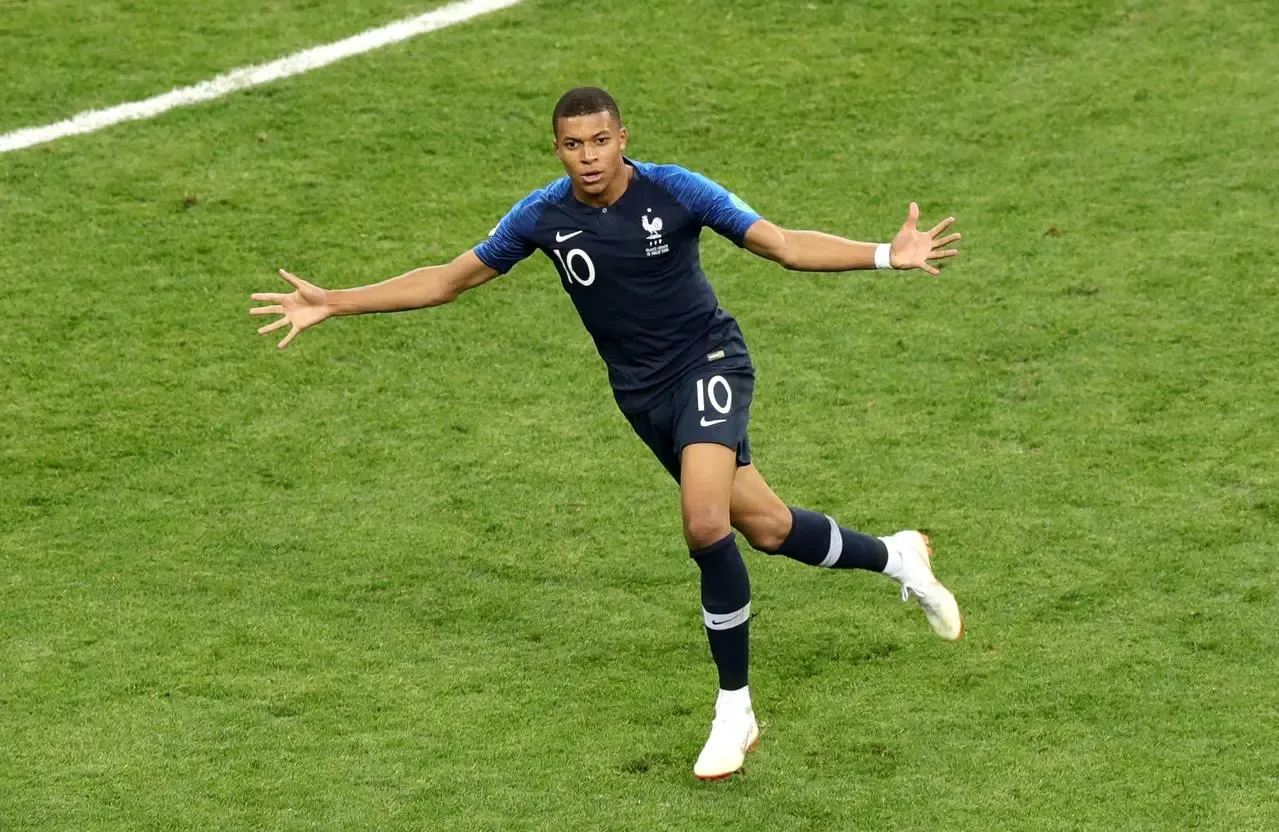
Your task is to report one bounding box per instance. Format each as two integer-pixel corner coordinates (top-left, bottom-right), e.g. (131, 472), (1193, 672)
(641, 214), (664, 240)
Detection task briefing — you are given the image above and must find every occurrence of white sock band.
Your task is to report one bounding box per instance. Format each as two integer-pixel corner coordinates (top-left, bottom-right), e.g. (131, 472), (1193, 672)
(818, 515), (843, 567)
(703, 602), (751, 630)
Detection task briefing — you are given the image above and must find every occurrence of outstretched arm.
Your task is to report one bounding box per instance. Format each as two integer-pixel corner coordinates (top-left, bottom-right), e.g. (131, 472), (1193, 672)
(743, 203), (960, 276)
(249, 249), (497, 349)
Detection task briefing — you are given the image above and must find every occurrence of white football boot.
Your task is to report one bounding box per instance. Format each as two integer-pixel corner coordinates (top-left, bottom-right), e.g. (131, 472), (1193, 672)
(693, 705), (760, 780)
(880, 530), (964, 641)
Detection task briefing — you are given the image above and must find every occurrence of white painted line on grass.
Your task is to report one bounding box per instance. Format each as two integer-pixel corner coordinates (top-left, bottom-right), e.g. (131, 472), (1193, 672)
(0, 0), (526, 155)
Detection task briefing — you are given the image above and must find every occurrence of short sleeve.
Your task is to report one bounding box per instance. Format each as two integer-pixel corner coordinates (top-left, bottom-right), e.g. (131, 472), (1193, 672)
(642, 163), (762, 246)
(474, 190), (544, 274)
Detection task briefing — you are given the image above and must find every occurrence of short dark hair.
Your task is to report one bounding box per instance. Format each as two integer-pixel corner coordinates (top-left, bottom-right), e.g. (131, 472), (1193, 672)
(552, 87), (622, 135)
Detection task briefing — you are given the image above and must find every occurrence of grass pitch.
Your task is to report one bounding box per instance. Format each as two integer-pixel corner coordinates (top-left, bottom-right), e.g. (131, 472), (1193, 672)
(2, 1), (1277, 829)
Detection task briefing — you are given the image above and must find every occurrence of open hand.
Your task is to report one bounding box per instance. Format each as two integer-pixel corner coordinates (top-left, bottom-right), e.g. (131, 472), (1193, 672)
(249, 269), (331, 349)
(890, 203), (961, 276)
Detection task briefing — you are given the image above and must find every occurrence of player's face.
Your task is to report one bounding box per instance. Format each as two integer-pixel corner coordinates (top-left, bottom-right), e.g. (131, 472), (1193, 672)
(554, 111), (629, 202)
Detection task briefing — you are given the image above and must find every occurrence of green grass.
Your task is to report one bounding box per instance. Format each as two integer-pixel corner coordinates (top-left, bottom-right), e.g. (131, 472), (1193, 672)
(3, 0), (1278, 829)
(0, 0), (466, 133)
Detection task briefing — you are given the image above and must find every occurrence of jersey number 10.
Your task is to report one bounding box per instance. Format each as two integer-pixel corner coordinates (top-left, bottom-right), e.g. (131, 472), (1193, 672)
(696, 376), (733, 415)
(552, 248), (596, 287)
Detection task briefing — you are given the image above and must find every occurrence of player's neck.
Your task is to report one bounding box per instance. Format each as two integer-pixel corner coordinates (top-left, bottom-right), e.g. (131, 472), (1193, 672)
(573, 162), (634, 208)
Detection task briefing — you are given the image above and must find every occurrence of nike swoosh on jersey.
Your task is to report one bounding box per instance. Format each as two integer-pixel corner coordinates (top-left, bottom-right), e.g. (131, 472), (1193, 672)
(700, 417), (727, 427)
(555, 230), (584, 242)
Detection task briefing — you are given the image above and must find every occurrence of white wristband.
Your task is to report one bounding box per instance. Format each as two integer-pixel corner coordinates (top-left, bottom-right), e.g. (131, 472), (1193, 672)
(874, 243), (893, 270)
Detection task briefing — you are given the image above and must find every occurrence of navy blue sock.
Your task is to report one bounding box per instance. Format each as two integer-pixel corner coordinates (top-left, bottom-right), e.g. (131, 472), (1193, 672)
(690, 533), (751, 691)
(768, 507), (888, 572)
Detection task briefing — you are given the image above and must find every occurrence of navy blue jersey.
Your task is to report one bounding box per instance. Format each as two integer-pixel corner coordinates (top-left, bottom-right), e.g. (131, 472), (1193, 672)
(474, 159), (762, 413)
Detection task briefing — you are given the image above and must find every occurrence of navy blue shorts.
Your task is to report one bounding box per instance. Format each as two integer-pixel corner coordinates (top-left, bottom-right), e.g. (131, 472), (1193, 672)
(624, 369), (754, 482)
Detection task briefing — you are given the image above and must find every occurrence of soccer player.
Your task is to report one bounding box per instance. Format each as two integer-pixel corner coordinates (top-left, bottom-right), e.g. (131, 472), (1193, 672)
(250, 87), (963, 780)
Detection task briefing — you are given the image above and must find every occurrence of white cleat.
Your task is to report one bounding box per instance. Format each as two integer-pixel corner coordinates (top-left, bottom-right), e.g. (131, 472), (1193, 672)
(881, 530), (964, 641)
(693, 708), (760, 781)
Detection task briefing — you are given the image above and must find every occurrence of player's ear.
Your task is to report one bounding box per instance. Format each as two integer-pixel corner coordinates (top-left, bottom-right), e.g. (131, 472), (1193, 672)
(618, 125), (628, 152)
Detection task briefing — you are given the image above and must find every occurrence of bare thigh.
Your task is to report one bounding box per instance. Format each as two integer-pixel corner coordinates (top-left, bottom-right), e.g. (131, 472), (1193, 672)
(729, 464), (792, 552)
(679, 442), (739, 550)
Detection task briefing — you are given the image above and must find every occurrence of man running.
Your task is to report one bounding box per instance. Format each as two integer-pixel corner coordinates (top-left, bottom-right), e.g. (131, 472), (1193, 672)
(250, 86), (964, 780)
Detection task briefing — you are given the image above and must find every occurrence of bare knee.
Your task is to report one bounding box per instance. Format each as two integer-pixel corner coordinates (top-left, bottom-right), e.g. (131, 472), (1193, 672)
(683, 507), (732, 551)
(734, 504), (793, 553)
